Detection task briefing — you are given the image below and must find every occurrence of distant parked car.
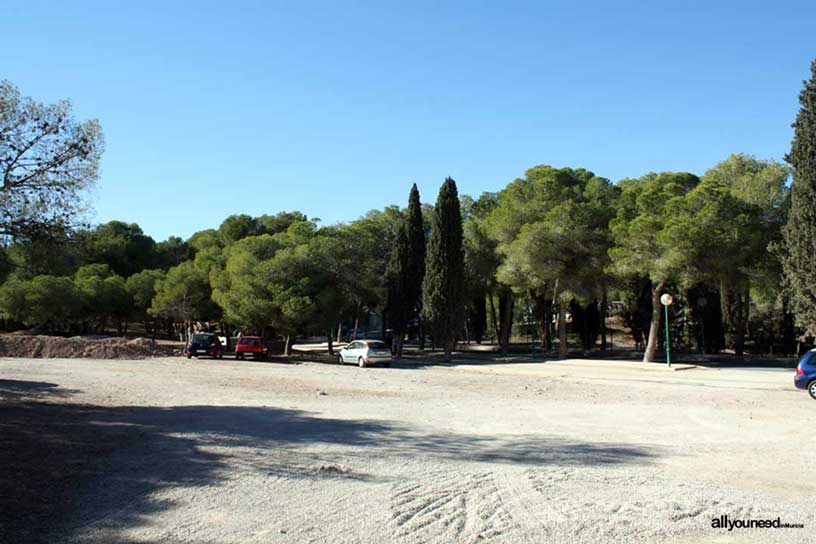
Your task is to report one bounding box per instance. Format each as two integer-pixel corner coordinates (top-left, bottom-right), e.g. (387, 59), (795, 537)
(185, 333), (223, 359)
(794, 349), (816, 399)
(338, 339), (391, 367)
(235, 336), (267, 360)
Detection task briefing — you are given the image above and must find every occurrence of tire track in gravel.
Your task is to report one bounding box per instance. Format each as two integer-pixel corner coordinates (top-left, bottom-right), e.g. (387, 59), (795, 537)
(388, 469), (514, 543)
(522, 466), (806, 544)
(492, 466), (549, 544)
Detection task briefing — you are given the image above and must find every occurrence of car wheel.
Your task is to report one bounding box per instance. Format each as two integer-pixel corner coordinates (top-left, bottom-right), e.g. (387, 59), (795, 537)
(809, 380), (816, 400)
(337, 354), (344, 365)
(358, 357), (365, 368)
(186, 354), (192, 359)
(383, 362), (391, 368)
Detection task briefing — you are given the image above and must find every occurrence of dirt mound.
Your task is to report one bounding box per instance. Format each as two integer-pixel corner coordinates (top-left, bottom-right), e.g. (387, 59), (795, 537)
(0, 335), (177, 359)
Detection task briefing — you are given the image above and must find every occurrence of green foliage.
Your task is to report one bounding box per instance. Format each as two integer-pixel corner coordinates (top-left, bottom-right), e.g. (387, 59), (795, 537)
(256, 211), (309, 236)
(609, 172), (699, 284)
(666, 155), (788, 286)
(463, 192), (499, 344)
(73, 264), (131, 326)
(422, 178), (465, 355)
(218, 214), (258, 244)
(783, 60), (816, 331)
(6, 234), (83, 278)
(0, 80), (104, 237)
(154, 236), (190, 269)
(84, 221), (156, 277)
(386, 219), (411, 341)
(334, 206), (403, 316)
(211, 222), (345, 337)
(490, 166), (618, 301)
(24, 276), (79, 327)
(406, 184), (426, 315)
(150, 261), (218, 322)
(609, 171), (698, 360)
(0, 278), (28, 323)
(211, 234), (282, 333)
(125, 269), (166, 316)
(666, 155), (789, 351)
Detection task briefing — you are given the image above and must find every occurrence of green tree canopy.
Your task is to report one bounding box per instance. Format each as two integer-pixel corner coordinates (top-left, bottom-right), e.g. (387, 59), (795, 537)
(422, 177), (465, 360)
(610, 171), (699, 361)
(150, 261), (218, 323)
(0, 80), (104, 237)
(783, 60), (816, 332)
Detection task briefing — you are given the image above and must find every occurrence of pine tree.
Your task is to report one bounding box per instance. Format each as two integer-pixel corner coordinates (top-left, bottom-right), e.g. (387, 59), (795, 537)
(386, 219), (411, 357)
(406, 183), (426, 346)
(422, 177), (465, 360)
(783, 60), (816, 331)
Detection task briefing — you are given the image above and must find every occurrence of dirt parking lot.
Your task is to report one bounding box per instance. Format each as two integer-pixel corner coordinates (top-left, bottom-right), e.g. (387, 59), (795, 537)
(0, 355), (812, 543)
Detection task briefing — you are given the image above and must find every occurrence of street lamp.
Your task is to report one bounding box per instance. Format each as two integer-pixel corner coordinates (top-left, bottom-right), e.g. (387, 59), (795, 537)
(660, 293), (673, 367)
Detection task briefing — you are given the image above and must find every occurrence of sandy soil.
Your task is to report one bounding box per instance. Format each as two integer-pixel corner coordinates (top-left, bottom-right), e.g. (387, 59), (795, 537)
(0, 355), (812, 543)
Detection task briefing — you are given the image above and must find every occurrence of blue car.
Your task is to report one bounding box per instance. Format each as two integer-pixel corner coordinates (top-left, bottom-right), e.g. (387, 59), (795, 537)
(794, 349), (816, 400)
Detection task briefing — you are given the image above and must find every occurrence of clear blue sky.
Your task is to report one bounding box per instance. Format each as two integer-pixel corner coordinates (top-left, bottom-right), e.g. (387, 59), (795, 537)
(2, 1), (814, 241)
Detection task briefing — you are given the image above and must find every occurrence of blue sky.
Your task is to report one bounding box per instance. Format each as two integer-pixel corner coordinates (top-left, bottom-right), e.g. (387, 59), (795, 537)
(1, 1), (814, 241)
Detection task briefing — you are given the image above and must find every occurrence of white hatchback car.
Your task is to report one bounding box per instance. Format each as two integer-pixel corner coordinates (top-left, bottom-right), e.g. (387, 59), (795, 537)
(338, 339), (392, 367)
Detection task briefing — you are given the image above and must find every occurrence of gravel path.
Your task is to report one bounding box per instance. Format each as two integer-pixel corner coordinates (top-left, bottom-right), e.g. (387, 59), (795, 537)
(0, 355), (812, 543)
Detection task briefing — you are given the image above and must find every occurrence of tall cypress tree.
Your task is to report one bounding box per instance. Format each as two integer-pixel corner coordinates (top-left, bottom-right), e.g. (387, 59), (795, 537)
(386, 219), (411, 357)
(783, 60), (816, 331)
(422, 177), (465, 360)
(406, 183), (426, 346)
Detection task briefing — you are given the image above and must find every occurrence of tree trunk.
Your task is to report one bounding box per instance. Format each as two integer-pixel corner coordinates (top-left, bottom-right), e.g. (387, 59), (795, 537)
(488, 291), (500, 344)
(283, 334), (292, 356)
(327, 329), (334, 355)
(499, 287), (514, 354)
(381, 311), (387, 340)
(643, 281), (665, 363)
(721, 280), (749, 356)
(443, 339), (454, 361)
(601, 288), (608, 351)
(734, 287), (750, 356)
(352, 314), (359, 340)
(418, 316), (425, 350)
(558, 303), (568, 358)
(336, 322), (342, 344)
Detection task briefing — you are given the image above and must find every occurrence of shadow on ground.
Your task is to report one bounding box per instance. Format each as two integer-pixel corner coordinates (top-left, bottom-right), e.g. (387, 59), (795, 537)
(0, 379), (658, 543)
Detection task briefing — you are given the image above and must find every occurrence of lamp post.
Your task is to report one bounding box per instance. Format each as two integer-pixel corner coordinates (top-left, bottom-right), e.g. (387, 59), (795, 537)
(660, 293), (673, 367)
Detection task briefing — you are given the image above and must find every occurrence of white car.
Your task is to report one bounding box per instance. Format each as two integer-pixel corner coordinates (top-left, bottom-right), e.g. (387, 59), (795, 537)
(338, 339), (392, 367)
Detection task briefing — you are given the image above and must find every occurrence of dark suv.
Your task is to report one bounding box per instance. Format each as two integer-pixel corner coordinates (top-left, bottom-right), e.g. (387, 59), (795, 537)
(794, 349), (816, 400)
(185, 333), (223, 359)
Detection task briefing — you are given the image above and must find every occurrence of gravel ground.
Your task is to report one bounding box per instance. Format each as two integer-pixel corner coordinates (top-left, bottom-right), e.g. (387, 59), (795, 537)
(0, 355), (813, 543)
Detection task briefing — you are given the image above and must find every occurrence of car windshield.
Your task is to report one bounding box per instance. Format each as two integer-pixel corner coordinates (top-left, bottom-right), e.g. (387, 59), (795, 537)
(367, 341), (387, 349)
(239, 338), (260, 346)
(191, 334), (211, 343)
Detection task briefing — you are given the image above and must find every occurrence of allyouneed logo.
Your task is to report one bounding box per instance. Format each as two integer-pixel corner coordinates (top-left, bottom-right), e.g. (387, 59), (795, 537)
(711, 515), (804, 531)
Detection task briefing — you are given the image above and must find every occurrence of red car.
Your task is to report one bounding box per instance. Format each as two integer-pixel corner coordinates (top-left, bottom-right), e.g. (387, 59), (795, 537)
(234, 336), (268, 360)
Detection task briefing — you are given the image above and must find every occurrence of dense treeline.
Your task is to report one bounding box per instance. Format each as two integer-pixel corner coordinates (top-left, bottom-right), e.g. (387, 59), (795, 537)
(2, 61), (816, 361)
(0, 156), (792, 360)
